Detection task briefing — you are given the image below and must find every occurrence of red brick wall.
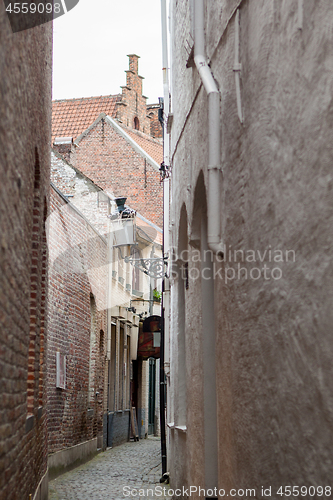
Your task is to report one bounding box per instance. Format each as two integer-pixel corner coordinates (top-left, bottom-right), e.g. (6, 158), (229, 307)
(147, 105), (163, 139)
(72, 118), (163, 227)
(47, 187), (108, 454)
(116, 55), (151, 135)
(52, 143), (74, 163)
(0, 6), (52, 499)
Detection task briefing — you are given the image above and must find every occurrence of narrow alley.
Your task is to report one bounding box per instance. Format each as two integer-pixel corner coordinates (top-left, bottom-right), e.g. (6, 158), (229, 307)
(49, 437), (167, 500)
(1, 1), (333, 499)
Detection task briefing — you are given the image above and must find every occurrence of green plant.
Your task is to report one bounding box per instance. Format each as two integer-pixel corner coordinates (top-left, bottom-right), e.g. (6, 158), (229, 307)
(153, 289), (162, 302)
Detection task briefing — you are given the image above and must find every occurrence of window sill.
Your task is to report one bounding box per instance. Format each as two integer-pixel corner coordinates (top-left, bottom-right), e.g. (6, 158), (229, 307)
(175, 425), (187, 433)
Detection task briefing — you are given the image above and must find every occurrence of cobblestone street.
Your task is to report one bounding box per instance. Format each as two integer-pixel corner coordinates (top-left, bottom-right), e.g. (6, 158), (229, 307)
(49, 437), (168, 500)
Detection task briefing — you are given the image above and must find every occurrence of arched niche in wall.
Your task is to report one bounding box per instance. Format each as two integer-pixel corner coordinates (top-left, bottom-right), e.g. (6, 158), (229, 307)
(190, 171), (206, 248)
(190, 171), (218, 492)
(176, 203), (188, 427)
(134, 116), (140, 130)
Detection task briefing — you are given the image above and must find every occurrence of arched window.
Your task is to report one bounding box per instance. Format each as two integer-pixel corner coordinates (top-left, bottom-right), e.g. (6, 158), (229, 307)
(133, 116), (140, 130)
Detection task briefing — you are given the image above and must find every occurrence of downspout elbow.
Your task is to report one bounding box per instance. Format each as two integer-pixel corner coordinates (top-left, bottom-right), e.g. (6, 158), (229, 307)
(208, 241), (224, 258)
(207, 155), (224, 259)
(194, 55), (219, 97)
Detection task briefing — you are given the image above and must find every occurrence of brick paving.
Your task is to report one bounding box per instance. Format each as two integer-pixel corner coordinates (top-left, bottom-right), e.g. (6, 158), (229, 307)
(48, 437), (169, 500)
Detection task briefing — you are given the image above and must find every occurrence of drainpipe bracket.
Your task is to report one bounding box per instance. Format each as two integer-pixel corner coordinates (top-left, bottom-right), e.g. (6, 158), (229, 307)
(233, 62), (242, 72)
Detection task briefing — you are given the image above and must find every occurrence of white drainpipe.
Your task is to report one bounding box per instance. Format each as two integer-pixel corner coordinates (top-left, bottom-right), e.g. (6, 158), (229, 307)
(193, 0), (220, 494)
(193, 0), (224, 256)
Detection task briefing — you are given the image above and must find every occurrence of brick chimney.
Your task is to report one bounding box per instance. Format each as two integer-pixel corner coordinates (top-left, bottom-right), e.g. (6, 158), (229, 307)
(128, 54), (139, 73)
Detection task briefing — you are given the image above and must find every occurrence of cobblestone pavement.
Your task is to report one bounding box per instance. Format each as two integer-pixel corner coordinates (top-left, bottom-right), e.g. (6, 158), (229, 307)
(48, 437), (169, 500)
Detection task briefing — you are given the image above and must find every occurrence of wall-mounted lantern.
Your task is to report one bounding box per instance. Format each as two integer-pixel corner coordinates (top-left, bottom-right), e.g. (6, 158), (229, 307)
(109, 197), (136, 247)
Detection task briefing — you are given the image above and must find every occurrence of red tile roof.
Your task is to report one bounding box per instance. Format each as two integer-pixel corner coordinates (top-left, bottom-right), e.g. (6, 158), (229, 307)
(123, 127), (163, 165)
(52, 95), (121, 143)
(52, 95), (163, 166)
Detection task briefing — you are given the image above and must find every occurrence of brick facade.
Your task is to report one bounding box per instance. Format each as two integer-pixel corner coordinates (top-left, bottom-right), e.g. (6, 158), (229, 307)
(52, 55), (163, 143)
(52, 55), (163, 228)
(47, 187), (108, 457)
(147, 104), (163, 139)
(71, 116), (163, 227)
(0, 5), (52, 499)
(50, 150), (162, 457)
(116, 55), (151, 134)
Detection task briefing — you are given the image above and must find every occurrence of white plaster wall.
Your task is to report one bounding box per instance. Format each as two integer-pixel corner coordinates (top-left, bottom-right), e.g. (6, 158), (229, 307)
(169, 0), (333, 495)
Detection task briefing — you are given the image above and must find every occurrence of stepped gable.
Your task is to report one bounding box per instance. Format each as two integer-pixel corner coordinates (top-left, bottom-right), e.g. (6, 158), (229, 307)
(52, 54), (163, 146)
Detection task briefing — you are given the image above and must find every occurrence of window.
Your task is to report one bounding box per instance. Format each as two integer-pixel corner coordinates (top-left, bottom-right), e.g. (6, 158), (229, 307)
(125, 334), (131, 409)
(56, 352), (66, 389)
(109, 324), (116, 411)
(118, 325), (125, 409)
(134, 116), (140, 130)
(132, 247), (140, 292)
(118, 248), (124, 285)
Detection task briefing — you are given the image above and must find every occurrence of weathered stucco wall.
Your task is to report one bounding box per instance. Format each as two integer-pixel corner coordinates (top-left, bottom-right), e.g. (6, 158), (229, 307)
(169, 0), (333, 495)
(0, 5), (52, 499)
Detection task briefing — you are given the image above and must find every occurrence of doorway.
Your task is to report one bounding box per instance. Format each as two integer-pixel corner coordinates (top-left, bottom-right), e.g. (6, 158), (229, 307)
(148, 358), (156, 435)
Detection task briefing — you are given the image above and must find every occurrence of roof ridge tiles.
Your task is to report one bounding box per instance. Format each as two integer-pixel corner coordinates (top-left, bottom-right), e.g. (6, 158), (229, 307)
(52, 94), (121, 103)
(122, 126), (163, 144)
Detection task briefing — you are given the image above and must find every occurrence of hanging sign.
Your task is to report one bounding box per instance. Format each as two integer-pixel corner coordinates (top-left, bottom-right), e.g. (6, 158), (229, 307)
(137, 315), (161, 360)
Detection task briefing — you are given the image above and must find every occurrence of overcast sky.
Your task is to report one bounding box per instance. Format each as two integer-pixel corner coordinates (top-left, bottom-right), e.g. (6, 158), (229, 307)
(53, 0), (163, 104)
